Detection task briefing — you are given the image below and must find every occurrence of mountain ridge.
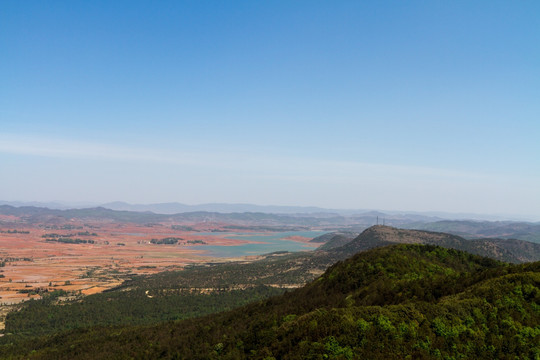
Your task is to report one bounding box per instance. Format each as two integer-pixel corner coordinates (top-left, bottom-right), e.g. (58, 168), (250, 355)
(4, 200), (535, 222)
(330, 225), (540, 263)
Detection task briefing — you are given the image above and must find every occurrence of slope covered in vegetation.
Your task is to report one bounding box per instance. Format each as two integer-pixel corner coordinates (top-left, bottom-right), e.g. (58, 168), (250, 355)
(1, 250), (340, 338)
(3, 226), (539, 342)
(1, 244), (538, 359)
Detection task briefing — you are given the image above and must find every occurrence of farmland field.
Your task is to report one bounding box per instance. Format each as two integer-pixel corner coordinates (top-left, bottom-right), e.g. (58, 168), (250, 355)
(0, 220), (319, 307)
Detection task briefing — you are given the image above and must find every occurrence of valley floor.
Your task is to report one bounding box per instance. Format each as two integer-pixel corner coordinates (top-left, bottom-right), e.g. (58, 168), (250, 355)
(0, 220), (317, 306)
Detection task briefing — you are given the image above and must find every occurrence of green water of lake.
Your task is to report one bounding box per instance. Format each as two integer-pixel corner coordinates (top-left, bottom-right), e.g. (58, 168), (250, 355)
(191, 230), (326, 257)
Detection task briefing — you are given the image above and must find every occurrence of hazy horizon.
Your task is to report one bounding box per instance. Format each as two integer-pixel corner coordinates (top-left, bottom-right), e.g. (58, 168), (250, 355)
(1, 199), (537, 223)
(2, 2), (539, 218)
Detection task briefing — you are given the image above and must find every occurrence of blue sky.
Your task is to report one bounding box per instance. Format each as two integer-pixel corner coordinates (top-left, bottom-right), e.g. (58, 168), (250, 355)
(1, 1), (539, 218)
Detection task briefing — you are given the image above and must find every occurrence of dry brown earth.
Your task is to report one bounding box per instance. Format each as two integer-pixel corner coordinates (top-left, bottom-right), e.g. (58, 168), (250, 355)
(0, 219), (314, 306)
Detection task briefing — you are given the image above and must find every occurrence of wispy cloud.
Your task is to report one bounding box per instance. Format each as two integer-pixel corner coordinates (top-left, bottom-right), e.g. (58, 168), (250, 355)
(0, 133), (497, 184)
(0, 134), (209, 166)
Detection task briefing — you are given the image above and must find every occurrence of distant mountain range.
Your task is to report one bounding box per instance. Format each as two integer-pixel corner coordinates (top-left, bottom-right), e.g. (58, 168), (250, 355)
(0, 200), (96, 210)
(0, 200), (356, 215)
(101, 201), (341, 215)
(0, 204), (443, 230)
(1, 204), (540, 243)
(405, 220), (540, 244)
(1, 200), (535, 221)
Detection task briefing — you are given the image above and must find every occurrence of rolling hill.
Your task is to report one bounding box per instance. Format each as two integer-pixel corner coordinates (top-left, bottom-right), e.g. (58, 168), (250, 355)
(2, 225), (539, 342)
(331, 225), (540, 263)
(1, 244), (538, 359)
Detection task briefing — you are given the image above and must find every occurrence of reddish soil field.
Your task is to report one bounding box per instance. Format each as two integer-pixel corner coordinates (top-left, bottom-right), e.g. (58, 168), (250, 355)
(0, 219), (313, 306)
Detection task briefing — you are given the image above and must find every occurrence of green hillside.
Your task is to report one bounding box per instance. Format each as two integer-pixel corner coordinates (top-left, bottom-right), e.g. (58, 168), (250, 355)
(0, 250), (339, 339)
(1, 244), (538, 359)
(317, 234), (356, 250)
(3, 226), (539, 343)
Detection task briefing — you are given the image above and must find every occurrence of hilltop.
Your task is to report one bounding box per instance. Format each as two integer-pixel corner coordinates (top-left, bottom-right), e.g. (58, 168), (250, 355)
(329, 225), (540, 263)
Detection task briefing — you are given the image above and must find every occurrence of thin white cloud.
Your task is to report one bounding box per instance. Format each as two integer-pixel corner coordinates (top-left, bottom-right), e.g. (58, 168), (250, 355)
(0, 134), (209, 166)
(0, 133), (527, 185)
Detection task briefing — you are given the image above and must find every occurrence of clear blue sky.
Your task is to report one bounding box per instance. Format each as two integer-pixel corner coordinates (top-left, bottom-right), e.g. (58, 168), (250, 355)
(1, 1), (539, 218)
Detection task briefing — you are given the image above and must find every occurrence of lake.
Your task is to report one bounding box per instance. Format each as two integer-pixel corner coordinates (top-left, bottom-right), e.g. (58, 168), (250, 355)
(191, 230), (326, 257)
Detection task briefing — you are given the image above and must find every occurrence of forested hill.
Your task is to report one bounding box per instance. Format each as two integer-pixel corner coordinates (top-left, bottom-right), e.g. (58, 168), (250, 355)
(331, 225), (540, 263)
(2, 226), (538, 342)
(2, 244), (538, 359)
